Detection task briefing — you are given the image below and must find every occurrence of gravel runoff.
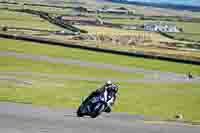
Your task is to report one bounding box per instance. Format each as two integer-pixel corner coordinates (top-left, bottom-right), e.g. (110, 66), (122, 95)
(0, 102), (200, 133)
(0, 51), (200, 83)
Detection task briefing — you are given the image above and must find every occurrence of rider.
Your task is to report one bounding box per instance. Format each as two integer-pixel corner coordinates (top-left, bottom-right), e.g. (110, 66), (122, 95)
(82, 80), (118, 113)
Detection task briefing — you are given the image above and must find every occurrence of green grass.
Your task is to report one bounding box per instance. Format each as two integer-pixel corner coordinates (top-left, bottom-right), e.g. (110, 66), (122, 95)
(1, 78), (200, 122)
(0, 56), (143, 79)
(104, 18), (146, 25)
(168, 32), (200, 42)
(27, 6), (74, 15)
(0, 79), (97, 107)
(1, 2), (200, 43)
(1, 38), (200, 76)
(165, 22), (200, 43)
(0, 9), (62, 30)
(0, 6), (200, 122)
(0, 4), (75, 15)
(117, 82), (200, 122)
(175, 21), (200, 34)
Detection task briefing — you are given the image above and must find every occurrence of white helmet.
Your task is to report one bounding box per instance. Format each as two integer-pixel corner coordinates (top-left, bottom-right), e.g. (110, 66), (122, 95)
(106, 80), (118, 93)
(106, 80), (112, 85)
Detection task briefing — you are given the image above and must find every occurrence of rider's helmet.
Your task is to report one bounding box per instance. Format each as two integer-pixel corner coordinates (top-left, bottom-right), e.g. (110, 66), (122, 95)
(106, 80), (118, 93)
(106, 80), (112, 86)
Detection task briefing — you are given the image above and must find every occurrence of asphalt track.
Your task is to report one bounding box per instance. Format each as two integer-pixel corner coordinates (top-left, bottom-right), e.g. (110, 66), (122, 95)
(0, 102), (200, 133)
(1, 51), (200, 83)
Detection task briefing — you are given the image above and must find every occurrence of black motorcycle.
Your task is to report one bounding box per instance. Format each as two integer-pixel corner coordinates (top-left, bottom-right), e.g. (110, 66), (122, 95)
(77, 91), (112, 118)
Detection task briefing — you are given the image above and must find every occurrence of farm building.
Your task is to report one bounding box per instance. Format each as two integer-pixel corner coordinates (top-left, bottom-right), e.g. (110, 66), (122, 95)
(59, 16), (104, 25)
(144, 22), (180, 33)
(97, 7), (134, 14)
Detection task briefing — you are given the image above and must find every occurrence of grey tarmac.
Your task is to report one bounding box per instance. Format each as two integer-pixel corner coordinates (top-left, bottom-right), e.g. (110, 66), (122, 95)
(0, 102), (200, 133)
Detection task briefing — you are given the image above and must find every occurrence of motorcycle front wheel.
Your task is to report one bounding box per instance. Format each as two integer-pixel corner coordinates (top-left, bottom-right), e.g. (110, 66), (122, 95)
(90, 102), (106, 118)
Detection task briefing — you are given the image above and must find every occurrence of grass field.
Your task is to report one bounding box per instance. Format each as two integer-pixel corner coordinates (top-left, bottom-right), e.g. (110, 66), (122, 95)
(1, 74), (200, 122)
(0, 9), (62, 30)
(8, 0), (200, 19)
(167, 32), (200, 42)
(1, 38), (200, 75)
(0, 38), (200, 122)
(0, 3), (75, 15)
(1, 0), (200, 122)
(116, 82), (200, 122)
(1, 2), (199, 43)
(0, 56), (143, 79)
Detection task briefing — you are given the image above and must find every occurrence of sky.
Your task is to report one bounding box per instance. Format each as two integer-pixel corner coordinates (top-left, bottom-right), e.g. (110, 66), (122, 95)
(125, 0), (200, 6)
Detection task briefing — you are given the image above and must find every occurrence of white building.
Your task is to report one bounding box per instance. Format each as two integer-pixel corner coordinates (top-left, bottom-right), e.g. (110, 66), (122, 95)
(144, 22), (180, 33)
(97, 8), (129, 14)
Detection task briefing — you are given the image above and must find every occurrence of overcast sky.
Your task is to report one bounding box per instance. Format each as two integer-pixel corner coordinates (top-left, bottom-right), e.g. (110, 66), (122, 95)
(126, 0), (200, 6)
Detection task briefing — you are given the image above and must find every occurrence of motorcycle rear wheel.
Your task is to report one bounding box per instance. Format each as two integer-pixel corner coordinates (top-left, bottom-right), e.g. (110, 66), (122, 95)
(76, 105), (85, 117)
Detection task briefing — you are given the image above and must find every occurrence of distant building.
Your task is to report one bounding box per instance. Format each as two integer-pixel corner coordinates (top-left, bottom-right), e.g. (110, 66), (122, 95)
(60, 16), (103, 25)
(121, 25), (138, 30)
(144, 22), (180, 33)
(97, 7), (133, 14)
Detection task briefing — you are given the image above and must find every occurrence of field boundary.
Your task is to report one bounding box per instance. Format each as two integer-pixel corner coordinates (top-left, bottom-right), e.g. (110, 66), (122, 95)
(0, 8), (87, 33)
(0, 33), (200, 65)
(0, 1), (75, 9)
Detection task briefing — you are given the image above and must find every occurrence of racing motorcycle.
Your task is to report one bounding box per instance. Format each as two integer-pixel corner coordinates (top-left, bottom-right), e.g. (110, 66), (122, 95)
(76, 90), (114, 118)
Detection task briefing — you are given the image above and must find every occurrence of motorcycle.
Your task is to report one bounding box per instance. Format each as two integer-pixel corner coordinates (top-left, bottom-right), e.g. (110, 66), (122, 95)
(77, 91), (113, 118)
